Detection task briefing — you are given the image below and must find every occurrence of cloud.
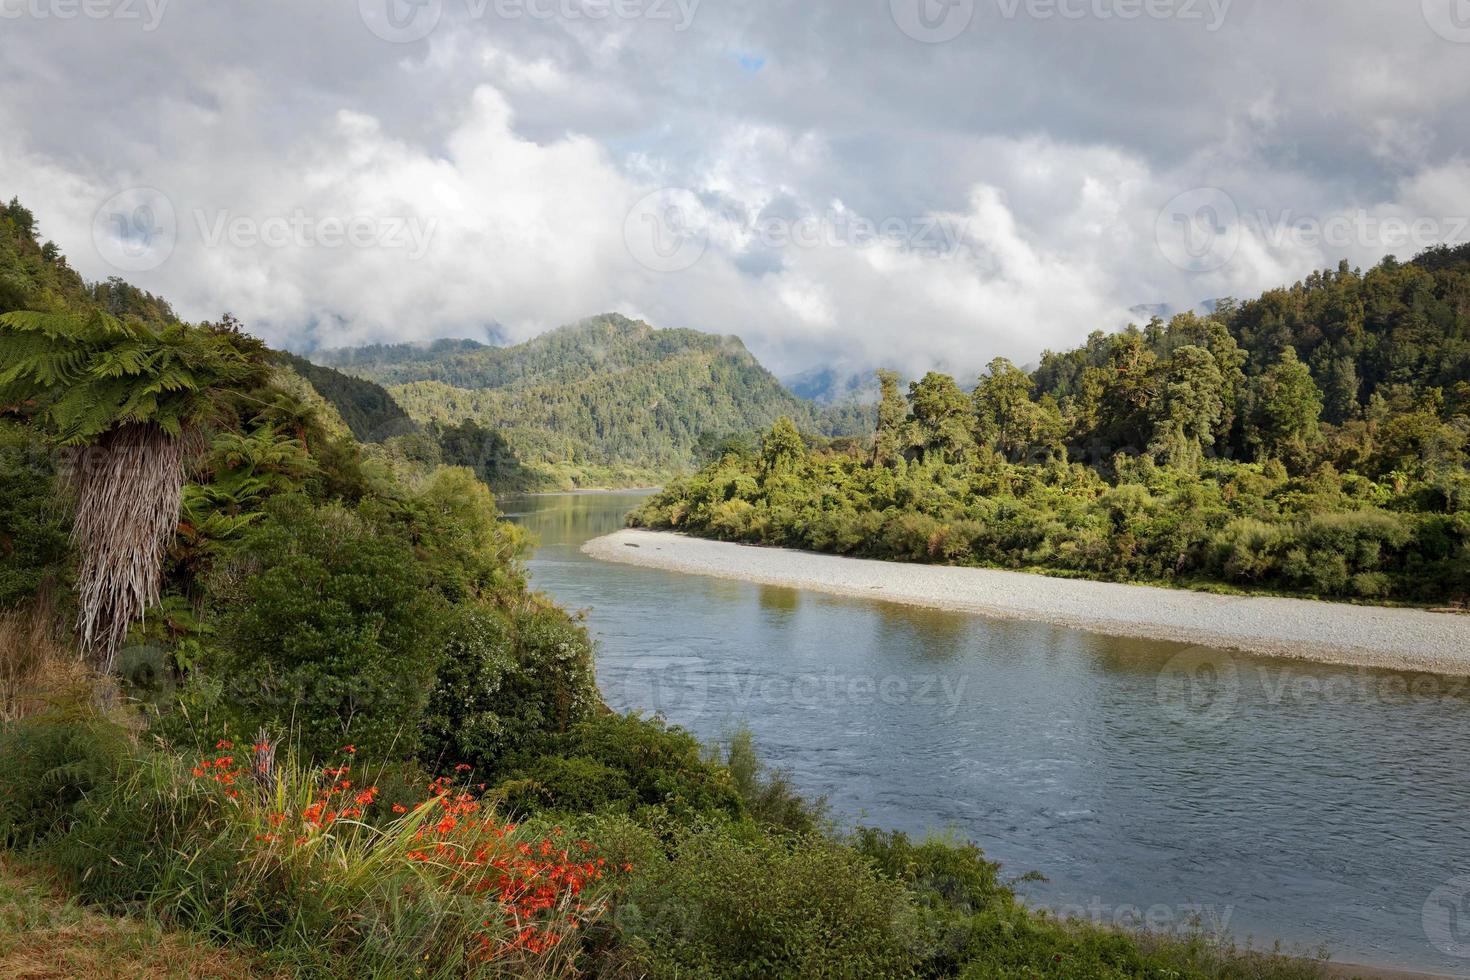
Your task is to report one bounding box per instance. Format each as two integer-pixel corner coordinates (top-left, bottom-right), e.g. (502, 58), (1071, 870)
(1, 0), (1467, 380)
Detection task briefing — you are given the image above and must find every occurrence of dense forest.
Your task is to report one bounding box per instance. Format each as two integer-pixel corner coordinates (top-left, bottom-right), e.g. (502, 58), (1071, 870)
(314, 314), (874, 488)
(637, 247), (1470, 606)
(0, 195), (1329, 976)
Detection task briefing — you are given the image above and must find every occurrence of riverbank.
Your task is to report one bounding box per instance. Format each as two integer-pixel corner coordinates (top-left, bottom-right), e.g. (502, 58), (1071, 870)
(584, 529), (1470, 675)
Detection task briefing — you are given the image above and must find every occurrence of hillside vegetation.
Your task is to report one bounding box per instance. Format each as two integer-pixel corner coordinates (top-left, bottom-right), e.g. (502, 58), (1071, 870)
(316, 314), (873, 487)
(637, 248), (1470, 606)
(0, 193), (1331, 977)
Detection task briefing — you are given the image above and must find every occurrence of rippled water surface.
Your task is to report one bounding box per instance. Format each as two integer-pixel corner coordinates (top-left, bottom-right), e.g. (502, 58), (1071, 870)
(505, 491), (1470, 976)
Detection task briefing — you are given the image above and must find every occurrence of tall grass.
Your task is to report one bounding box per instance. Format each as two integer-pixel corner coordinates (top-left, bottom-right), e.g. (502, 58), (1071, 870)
(0, 593), (96, 724)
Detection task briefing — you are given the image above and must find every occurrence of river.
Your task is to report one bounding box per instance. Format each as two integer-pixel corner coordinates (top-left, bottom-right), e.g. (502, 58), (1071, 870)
(504, 491), (1470, 976)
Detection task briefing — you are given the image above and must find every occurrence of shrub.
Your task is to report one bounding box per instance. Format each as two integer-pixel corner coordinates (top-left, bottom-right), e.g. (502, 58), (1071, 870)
(0, 422), (71, 609)
(418, 605), (518, 771)
(494, 755), (635, 815)
(713, 726), (827, 835)
(617, 822), (921, 979)
(207, 495), (449, 761)
(0, 706), (134, 847)
(10, 718), (632, 978)
(498, 713), (743, 823)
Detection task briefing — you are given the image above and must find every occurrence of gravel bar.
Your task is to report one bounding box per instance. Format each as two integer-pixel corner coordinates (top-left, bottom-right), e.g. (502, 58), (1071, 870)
(583, 529), (1470, 675)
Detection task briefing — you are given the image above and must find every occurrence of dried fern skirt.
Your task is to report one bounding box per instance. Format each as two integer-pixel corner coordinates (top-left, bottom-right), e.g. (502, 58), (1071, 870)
(68, 423), (193, 673)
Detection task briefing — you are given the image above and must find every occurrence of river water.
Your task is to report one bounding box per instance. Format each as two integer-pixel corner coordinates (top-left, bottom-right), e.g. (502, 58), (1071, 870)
(504, 491), (1470, 976)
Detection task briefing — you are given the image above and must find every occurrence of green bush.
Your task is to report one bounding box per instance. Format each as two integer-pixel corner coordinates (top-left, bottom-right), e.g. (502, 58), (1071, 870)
(207, 494), (449, 761)
(618, 821), (921, 979)
(0, 706), (133, 847)
(494, 754), (634, 814)
(0, 422), (71, 608)
(498, 713), (743, 823)
(714, 726), (827, 834)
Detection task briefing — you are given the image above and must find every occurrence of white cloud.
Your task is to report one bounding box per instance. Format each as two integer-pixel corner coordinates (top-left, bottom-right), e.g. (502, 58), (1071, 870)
(1, 0), (1468, 382)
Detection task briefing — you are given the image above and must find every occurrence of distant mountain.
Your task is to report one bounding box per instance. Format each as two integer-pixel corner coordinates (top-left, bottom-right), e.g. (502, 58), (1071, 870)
(784, 367), (880, 406)
(314, 338), (490, 376)
(310, 313), (873, 479)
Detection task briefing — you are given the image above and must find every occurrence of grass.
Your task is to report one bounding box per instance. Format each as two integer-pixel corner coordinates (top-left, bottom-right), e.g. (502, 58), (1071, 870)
(0, 855), (276, 979)
(0, 594), (95, 725)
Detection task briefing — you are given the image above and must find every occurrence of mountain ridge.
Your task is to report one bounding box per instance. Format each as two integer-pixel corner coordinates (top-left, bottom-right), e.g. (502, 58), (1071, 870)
(308, 313), (874, 481)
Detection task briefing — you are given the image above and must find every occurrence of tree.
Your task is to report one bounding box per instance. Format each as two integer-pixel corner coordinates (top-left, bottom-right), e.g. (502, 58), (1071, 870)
(760, 416), (806, 479)
(1245, 346), (1323, 463)
(973, 357), (1063, 462)
(907, 372), (973, 464)
(212, 495), (447, 760)
(1147, 345), (1225, 471)
(872, 370), (908, 466)
(1096, 328), (1158, 453)
(0, 310), (256, 670)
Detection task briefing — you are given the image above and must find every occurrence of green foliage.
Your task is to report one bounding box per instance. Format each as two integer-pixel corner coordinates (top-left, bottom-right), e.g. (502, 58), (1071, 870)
(0, 706), (134, 848)
(419, 602), (598, 774)
(0, 422), (70, 607)
(0, 309), (256, 445)
(496, 713), (744, 822)
(206, 494), (450, 760)
(619, 822), (921, 979)
(316, 314), (872, 483)
(711, 725), (828, 834)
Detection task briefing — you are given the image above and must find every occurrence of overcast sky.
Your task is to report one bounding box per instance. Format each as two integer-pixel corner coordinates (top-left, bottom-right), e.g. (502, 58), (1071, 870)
(2, 0), (1468, 380)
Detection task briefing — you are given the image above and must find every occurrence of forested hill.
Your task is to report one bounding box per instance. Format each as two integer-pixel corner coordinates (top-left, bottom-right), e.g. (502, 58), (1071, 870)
(637, 244), (1470, 605)
(311, 313), (874, 477)
(1033, 244), (1470, 443)
(270, 351), (418, 442)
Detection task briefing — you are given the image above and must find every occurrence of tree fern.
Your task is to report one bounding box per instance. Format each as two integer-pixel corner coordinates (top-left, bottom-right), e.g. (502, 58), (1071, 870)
(0, 309), (257, 671)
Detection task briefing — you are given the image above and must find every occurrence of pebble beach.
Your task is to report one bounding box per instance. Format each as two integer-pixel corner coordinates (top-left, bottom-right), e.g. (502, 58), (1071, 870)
(584, 529), (1470, 676)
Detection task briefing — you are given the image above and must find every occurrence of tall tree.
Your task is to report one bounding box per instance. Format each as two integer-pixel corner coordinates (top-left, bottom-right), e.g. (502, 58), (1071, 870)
(973, 357), (1044, 461)
(1245, 346), (1323, 463)
(907, 372), (973, 464)
(872, 369), (908, 467)
(1147, 345), (1225, 471)
(760, 416), (806, 479)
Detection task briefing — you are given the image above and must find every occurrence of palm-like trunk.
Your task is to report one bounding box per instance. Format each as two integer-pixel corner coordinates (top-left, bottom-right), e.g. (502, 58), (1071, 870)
(69, 423), (193, 673)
